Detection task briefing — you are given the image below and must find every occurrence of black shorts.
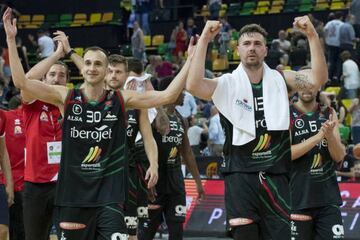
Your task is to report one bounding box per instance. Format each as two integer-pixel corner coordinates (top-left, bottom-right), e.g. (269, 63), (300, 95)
(56, 204), (127, 240)
(291, 205), (344, 240)
(23, 181), (56, 240)
(151, 192), (186, 223)
(224, 172), (291, 240)
(0, 184), (9, 226)
(124, 164), (149, 235)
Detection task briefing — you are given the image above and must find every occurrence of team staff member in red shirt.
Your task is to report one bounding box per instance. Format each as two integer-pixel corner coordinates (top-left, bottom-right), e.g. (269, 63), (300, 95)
(2, 96), (25, 240)
(17, 38), (67, 240)
(0, 110), (14, 240)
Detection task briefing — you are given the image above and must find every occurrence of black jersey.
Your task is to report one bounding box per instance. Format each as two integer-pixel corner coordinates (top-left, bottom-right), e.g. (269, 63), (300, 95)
(337, 147), (355, 182)
(55, 89), (128, 207)
(152, 111), (185, 195)
(126, 109), (148, 167)
(290, 104), (342, 210)
(220, 82), (291, 174)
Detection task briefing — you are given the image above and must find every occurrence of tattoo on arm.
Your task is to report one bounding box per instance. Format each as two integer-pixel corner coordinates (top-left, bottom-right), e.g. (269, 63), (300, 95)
(294, 73), (313, 91)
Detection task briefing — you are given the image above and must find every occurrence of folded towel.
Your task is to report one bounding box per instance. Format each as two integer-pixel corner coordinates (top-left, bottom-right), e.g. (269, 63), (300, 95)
(124, 74), (157, 142)
(212, 63), (289, 145)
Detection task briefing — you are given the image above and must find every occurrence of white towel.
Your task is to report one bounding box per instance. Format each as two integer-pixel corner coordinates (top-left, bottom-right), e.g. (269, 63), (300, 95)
(124, 74), (157, 142)
(212, 63), (289, 146)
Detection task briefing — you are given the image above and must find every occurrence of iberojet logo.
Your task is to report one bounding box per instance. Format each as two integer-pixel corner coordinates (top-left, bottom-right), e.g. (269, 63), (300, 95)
(83, 146), (102, 163)
(253, 133), (271, 152)
(235, 98), (252, 112)
(70, 125), (112, 142)
(311, 153), (322, 169)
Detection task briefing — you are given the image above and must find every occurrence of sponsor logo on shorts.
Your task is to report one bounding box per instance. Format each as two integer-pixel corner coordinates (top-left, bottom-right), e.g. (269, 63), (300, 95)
(125, 216), (138, 229)
(137, 206), (148, 218)
(14, 125), (22, 134)
(111, 233), (128, 240)
(175, 205), (186, 217)
(332, 224), (344, 239)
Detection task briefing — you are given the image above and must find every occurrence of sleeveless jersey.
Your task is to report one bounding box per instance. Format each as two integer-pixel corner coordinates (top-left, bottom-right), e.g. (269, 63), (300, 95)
(290, 104), (342, 210)
(220, 82), (291, 174)
(153, 111), (185, 194)
(22, 100), (61, 183)
(1, 108), (25, 191)
(55, 89), (127, 207)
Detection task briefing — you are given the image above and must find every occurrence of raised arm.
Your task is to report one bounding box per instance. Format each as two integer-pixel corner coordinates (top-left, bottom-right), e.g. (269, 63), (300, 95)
(123, 37), (196, 109)
(138, 109), (159, 188)
(284, 16), (328, 93)
(323, 112), (346, 163)
(3, 8), (68, 108)
(186, 22), (221, 100)
(53, 31), (84, 71)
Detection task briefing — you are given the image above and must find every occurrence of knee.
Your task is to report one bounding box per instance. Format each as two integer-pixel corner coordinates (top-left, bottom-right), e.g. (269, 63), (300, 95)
(290, 214), (312, 222)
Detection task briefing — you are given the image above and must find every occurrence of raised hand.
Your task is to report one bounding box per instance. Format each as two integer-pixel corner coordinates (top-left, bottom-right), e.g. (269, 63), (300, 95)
(200, 21), (222, 42)
(187, 34), (199, 58)
(293, 15), (316, 38)
(3, 7), (17, 40)
(53, 30), (71, 54)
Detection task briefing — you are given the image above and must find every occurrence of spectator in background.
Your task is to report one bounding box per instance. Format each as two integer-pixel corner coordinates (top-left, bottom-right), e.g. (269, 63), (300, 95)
(120, 0), (133, 41)
(273, 30), (291, 53)
(155, 55), (173, 79)
(28, 29), (55, 59)
(208, 106), (224, 157)
(0, 48), (5, 81)
(208, 0), (221, 20)
(340, 50), (360, 99)
(186, 17), (198, 41)
(3, 95), (25, 240)
(176, 91), (197, 118)
(131, 21), (146, 64)
(324, 12), (343, 84)
(16, 37), (30, 73)
(134, 0), (151, 35)
(336, 146), (356, 182)
(350, 0), (360, 38)
(339, 14), (359, 58)
(1, 47), (10, 81)
(187, 116), (208, 155)
(349, 97), (360, 144)
(289, 39), (309, 70)
(145, 55), (157, 76)
(265, 41), (284, 69)
(172, 20), (187, 64)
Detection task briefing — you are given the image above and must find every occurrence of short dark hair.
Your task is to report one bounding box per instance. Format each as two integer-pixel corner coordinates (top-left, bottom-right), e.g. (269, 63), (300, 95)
(127, 58), (143, 75)
(84, 46), (109, 58)
(239, 24), (268, 42)
(108, 54), (128, 71)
